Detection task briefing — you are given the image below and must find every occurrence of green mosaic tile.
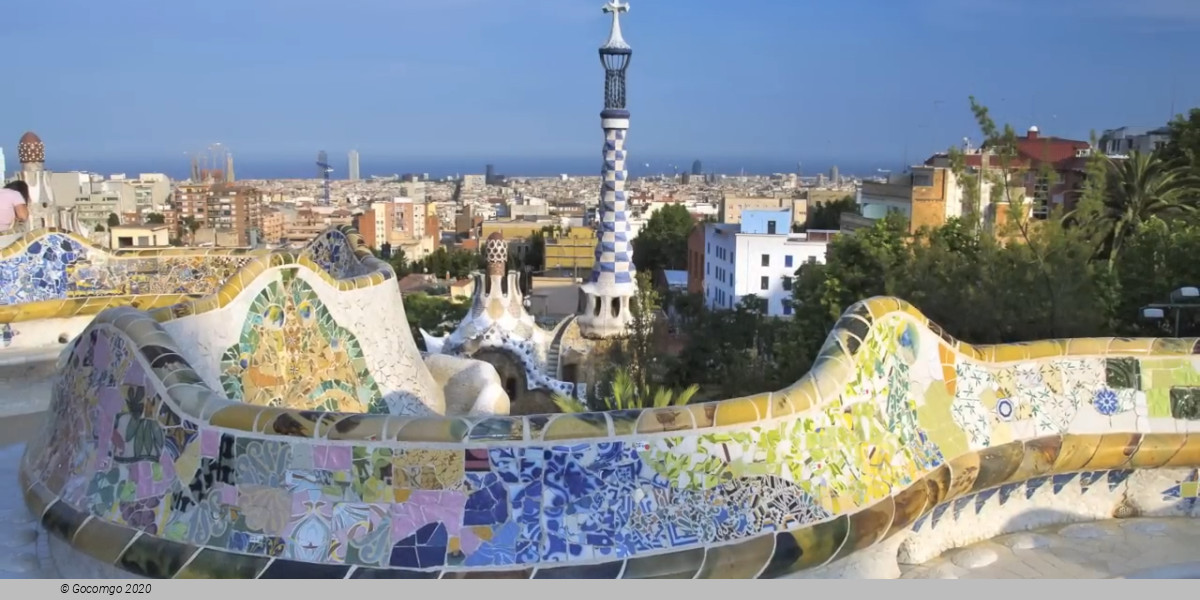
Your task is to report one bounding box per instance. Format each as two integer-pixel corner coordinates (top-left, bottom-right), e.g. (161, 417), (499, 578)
(1171, 388), (1200, 420)
(1106, 357), (1142, 390)
(1144, 359), (1200, 418)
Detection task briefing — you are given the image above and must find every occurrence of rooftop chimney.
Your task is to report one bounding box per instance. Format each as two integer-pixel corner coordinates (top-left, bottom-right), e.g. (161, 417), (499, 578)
(1027, 126), (1040, 140)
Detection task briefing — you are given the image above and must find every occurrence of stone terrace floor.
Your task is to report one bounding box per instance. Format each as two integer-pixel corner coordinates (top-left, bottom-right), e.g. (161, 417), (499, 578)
(1, 412), (49, 578)
(900, 518), (1200, 578)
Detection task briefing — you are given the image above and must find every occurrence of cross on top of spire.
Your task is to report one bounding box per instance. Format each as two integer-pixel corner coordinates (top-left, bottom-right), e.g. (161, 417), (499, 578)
(603, 0), (629, 15)
(601, 0), (631, 51)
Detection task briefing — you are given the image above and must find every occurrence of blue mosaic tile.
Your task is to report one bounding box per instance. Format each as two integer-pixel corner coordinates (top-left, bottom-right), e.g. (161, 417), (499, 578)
(1025, 476), (1050, 499)
(1106, 469), (1132, 492)
(974, 488), (999, 514)
(1079, 471), (1105, 493)
(997, 482), (1021, 506)
(929, 502), (951, 529)
(1051, 473), (1078, 494)
(951, 495), (972, 520)
(911, 513), (929, 533)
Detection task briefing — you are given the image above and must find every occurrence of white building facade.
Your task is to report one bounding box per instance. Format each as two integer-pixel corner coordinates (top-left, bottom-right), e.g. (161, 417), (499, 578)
(703, 208), (833, 317)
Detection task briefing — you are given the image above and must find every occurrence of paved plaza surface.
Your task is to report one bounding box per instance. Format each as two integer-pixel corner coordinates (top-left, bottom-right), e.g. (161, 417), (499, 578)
(900, 518), (1200, 579)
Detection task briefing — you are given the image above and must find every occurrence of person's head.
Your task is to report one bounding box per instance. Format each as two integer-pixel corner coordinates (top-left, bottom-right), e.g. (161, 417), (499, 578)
(4, 180), (30, 202)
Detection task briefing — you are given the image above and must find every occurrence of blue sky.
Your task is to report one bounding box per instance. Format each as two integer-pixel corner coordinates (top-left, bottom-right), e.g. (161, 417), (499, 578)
(3, 0), (1200, 169)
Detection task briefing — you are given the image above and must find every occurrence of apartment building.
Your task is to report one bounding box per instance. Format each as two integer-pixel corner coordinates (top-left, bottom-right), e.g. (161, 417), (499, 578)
(1099, 126), (1171, 156)
(925, 126), (1092, 219)
(261, 210), (284, 245)
(208, 185), (264, 246)
(544, 227), (596, 276)
(703, 208), (835, 317)
(355, 198), (440, 253)
(719, 195), (807, 228)
(172, 183), (264, 246)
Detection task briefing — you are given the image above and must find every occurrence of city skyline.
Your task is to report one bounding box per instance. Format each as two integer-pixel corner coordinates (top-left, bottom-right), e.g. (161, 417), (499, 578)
(2, 0), (1199, 168)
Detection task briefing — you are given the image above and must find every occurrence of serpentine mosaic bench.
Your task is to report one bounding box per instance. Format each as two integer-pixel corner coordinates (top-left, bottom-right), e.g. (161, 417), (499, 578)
(1, 228), (506, 418)
(0, 230), (257, 356)
(20, 294), (1200, 578)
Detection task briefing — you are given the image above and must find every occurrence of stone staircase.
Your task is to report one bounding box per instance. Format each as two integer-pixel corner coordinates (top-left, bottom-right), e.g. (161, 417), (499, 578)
(545, 315), (575, 380)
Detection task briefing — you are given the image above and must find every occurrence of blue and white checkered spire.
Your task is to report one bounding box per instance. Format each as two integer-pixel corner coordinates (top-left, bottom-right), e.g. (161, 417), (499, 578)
(578, 2), (636, 339)
(590, 127), (634, 289)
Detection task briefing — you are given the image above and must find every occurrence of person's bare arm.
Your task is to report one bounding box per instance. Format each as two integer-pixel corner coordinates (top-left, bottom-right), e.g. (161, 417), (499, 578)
(14, 202), (29, 222)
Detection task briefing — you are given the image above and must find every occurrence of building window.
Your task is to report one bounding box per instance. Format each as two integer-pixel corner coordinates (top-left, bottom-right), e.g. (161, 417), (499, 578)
(783, 302), (793, 316)
(761, 254), (769, 267)
(761, 276), (769, 290)
(785, 255), (793, 268)
(767, 220), (777, 235)
(783, 276), (793, 291)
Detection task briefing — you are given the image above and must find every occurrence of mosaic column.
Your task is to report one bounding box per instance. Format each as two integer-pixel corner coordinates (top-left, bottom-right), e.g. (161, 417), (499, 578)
(577, 0), (637, 340)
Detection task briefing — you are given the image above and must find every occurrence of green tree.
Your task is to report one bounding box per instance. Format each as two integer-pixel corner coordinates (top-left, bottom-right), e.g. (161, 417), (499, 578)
(1065, 132), (1111, 230)
(411, 247), (483, 280)
(145, 212), (166, 225)
(403, 292), (469, 344)
(804, 195), (859, 230)
(793, 213), (908, 323)
(626, 271), (660, 395)
(1112, 219), (1200, 337)
(1162, 107), (1200, 175)
(389, 247), (411, 278)
(632, 204), (695, 274)
(526, 229), (547, 271)
(107, 213), (121, 227)
(1081, 150), (1200, 269)
(181, 216), (202, 244)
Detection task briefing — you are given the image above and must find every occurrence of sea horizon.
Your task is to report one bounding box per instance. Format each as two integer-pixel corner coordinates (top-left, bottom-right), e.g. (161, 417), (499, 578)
(19, 155), (905, 182)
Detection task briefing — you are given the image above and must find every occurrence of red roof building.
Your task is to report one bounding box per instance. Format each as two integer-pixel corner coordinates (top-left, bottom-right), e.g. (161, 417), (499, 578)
(928, 126), (1093, 217)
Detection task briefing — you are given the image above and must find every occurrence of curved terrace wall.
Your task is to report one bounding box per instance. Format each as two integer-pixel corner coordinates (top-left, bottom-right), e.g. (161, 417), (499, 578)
(0, 229), (256, 359)
(0, 227), (446, 416)
(21, 296), (1200, 578)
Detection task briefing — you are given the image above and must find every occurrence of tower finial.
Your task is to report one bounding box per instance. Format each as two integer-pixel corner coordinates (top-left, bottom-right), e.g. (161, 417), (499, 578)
(601, 1), (630, 51)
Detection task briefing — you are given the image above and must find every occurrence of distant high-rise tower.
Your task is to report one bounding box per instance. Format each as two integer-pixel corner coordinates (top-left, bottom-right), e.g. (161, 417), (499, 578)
(830, 165), (840, 186)
(190, 155), (200, 182)
(348, 150), (361, 182)
(316, 151), (333, 205)
(691, 159), (702, 176)
(0, 147), (6, 181)
(485, 164), (496, 186)
(578, 0), (636, 340)
(226, 153), (235, 183)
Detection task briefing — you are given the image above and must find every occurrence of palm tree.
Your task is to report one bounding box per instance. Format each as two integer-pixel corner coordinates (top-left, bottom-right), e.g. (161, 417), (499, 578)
(1074, 150), (1200, 269)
